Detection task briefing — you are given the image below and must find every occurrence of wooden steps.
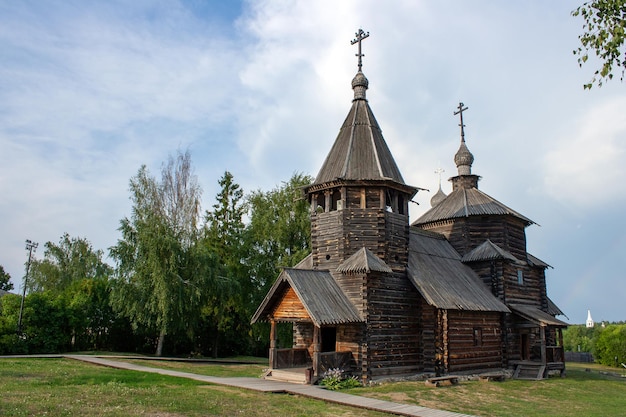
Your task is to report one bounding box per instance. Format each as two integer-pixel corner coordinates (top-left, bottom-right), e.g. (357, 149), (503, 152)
(513, 363), (545, 380)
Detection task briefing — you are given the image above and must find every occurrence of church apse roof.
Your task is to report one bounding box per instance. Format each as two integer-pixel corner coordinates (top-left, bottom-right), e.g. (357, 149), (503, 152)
(412, 187), (534, 227)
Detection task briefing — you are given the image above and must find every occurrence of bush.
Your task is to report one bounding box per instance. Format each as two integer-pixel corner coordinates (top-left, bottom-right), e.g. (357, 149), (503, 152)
(594, 324), (626, 367)
(319, 368), (362, 390)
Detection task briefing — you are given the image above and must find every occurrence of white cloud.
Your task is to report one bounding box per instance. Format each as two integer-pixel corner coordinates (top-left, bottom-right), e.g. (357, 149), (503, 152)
(0, 0), (624, 322)
(543, 96), (626, 208)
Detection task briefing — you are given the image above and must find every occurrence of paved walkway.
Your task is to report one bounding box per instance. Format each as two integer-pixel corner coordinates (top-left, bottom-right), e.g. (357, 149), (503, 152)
(64, 355), (476, 417)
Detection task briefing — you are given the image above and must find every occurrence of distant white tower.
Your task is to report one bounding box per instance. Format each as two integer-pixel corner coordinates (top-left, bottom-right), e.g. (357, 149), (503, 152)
(586, 310), (594, 328)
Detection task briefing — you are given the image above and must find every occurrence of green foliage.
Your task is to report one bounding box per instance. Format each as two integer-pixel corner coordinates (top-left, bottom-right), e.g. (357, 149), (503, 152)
(28, 233), (112, 293)
(0, 265), (13, 292)
(109, 151), (222, 356)
(0, 291), (73, 353)
(0, 294), (27, 354)
(572, 0), (626, 88)
(563, 324), (598, 352)
(564, 323), (626, 367)
(201, 171), (256, 357)
(245, 172), (313, 295)
(319, 368), (362, 390)
(593, 323), (626, 366)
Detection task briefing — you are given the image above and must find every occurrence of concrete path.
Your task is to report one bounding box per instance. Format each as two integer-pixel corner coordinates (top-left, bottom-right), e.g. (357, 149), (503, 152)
(65, 355), (476, 417)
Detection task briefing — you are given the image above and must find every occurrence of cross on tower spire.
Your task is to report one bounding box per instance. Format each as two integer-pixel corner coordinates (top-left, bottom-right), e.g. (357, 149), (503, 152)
(454, 102), (469, 143)
(351, 28), (370, 72)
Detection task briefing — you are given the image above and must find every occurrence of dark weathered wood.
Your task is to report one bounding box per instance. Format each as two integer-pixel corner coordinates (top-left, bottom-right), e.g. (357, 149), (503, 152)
(253, 62), (565, 384)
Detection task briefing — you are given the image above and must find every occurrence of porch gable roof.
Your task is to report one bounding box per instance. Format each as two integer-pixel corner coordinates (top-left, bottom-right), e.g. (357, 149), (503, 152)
(509, 303), (568, 327)
(251, 268), (363, 327)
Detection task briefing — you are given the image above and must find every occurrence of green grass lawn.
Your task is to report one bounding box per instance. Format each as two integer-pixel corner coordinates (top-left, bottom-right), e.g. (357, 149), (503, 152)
(0, 358), (386, 417)
(116, 358), (268, 378)
(350, 363), (626, 417)
(1, 358), (624, 417)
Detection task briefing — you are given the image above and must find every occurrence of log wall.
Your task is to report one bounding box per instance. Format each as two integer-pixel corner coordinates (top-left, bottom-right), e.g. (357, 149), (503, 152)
(365, 271), (421, 380)
(420, 215), (528, 260)
(311, 209), (409, 273)
(293, 322), (314, 358)
(446, 310), (504, 372)
(273, 288), (311, 321)
(419, 301), (437, 372)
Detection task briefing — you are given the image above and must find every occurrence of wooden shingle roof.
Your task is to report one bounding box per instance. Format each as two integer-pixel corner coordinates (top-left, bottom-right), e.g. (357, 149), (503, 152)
(461, 239), (520, 263)
(407, 229), (510, 312)
(314, 98), (405, 184)
(412, 187), (533, 227)
(509, 303), (568, 327)
(250, 268), (363, 326)
(527, 253), (551, 269)
(310, 70), (419, 195)
(337, 247), (392, 274)
(547, 297), (567, 318)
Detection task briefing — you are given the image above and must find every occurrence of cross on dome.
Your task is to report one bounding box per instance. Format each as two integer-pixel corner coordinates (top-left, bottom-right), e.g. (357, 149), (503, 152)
(351, 28), (369, 72)
(454, 102), (469, 143)
(453, 102), (474, 176)
(435, 167), (445, 185)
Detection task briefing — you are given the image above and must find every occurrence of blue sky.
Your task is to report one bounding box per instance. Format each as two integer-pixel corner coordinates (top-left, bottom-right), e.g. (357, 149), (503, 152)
(1, 1), (624, 324)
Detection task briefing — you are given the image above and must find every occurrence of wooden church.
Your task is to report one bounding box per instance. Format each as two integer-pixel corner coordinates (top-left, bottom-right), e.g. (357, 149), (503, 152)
(251, 30), (567, 383)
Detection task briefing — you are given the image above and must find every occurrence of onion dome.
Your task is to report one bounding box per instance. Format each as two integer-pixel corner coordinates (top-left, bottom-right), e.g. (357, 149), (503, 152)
(430, 184), (447, 207)
(352, 71), (368, 100)
(454, 140), (474, 176)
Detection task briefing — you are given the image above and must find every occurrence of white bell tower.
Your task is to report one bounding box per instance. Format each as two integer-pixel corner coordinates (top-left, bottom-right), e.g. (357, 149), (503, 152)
(586, 310), (594, 328)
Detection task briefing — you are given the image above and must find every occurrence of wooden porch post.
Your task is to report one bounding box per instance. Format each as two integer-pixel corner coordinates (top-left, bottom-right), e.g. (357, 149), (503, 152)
(269, 319), (277, 369)
(313, 325), (321, 377)
(442, 310), (449, 373)
(540, 326), (547, 365)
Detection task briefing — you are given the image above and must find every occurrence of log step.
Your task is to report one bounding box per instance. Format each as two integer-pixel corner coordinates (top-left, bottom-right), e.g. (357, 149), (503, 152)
(265, 368), (308, 384)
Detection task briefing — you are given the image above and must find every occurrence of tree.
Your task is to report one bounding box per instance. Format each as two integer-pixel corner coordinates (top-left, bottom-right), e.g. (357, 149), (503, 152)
(0, 265), (13, 292)
(563, 324), (597, 352)
(202, 171), (247, 357)
(109, 151), (220, 356)
(28, 233), (112, 293)
(205, 171), (247, 274)
(245, 172), (313, 294)
(593, 323), (626, 366)
(572, 0), (626, 88)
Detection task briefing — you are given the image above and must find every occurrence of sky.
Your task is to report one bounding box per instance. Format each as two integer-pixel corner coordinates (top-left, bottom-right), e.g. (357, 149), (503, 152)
(1, 0), (624, 325)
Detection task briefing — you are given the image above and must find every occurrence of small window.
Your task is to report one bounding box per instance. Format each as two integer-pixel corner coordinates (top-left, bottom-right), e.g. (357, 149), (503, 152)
(473, 328), (483, 347)
(517, 269), (524, 285)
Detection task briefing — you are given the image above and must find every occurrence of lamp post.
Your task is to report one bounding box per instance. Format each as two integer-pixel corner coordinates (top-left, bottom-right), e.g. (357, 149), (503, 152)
(17, 239), (38, 335)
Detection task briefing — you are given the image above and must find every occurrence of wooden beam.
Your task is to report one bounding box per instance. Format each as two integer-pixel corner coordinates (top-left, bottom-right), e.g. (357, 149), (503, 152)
(540, 326), (546, 366)
(269, 319), (277, 369)
(313, 325), (321, 377)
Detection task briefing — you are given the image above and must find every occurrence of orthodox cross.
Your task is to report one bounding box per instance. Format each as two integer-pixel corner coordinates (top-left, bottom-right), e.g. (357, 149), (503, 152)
(435, 167), (445, 187)
(454, 102), (468, 142)
(351, 28), (370, 72)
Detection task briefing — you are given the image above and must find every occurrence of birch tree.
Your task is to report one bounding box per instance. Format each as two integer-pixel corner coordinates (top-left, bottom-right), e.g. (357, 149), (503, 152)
(110, 151), (218, 356)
